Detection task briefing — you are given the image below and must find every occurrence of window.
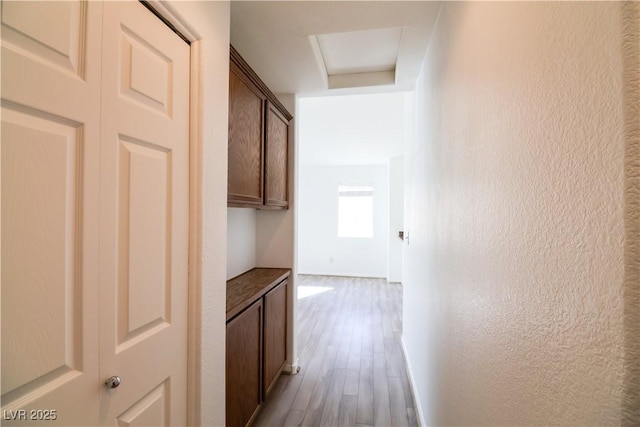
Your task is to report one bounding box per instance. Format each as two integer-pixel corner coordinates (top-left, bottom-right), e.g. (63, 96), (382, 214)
(337, 185), (374, 238)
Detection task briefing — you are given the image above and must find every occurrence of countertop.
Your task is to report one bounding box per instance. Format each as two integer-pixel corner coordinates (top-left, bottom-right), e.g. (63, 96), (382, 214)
(226, 268), (291, 321)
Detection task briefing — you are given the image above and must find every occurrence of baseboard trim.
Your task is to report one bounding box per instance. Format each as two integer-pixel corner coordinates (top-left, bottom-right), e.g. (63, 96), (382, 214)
(298, 272), (388, 280)
(283, 358), (300, 375)
(401, 336), (425, 427)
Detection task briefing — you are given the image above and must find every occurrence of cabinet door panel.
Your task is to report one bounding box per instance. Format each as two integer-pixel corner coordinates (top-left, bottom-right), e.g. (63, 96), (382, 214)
(263, 280), (287, 396)
(265, 103), (289, 208)
(226, 300), (263, 427)
(228, 63), (265, 207)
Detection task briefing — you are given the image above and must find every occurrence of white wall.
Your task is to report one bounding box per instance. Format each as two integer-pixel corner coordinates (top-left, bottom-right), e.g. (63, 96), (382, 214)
(298, 93), (405, 166)
(227, 208), (256, 279)
(163, 2), (229, 426)
(387, 156), (404, 283)
(403, 2), (635, 426)
(298, 164), (389, 277)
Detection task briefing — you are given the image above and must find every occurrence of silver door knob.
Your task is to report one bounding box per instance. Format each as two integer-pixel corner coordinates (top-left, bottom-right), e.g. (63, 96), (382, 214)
(105, 376), (121, 389)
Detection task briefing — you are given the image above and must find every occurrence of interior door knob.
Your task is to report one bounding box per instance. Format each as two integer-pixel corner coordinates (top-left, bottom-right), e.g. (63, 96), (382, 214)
(105, 376), (121, 389)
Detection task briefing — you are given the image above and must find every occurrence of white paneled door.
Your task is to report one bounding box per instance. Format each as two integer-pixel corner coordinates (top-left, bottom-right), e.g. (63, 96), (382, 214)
(98, 2), (189, 425)
(0, 1), (190, 425)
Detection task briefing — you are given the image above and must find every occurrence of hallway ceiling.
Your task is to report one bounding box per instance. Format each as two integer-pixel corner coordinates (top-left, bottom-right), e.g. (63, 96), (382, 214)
(299, 93), (407, 166)
(230, 1), (441, 96)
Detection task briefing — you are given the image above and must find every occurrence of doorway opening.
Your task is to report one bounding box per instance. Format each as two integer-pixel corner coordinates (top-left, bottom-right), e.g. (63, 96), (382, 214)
(296, 92), (409, 282)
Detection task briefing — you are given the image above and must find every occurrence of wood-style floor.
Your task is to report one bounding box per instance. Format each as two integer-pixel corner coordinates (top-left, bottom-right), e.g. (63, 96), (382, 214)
(253, 275), (418, 427)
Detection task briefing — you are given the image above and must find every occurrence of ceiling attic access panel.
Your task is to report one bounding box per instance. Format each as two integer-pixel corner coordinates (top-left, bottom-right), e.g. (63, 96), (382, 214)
(227, 45), (292, 209)
(310, 27), (401, 90)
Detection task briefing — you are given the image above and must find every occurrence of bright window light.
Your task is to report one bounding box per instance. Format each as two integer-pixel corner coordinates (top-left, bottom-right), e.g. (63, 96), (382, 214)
(338, 185), (374, 238)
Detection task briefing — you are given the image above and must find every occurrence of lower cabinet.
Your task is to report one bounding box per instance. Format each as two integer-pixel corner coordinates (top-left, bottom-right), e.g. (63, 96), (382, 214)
(226, 299), (263, 427)
(226, 274), (289, 427)
(263, 279), (288, 396)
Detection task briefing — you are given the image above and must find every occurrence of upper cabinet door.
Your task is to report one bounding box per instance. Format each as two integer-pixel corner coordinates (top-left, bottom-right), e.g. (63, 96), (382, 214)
(228, 61), (266, 207)
(227, 46), (292, 210)
(265, 102), (289, 208)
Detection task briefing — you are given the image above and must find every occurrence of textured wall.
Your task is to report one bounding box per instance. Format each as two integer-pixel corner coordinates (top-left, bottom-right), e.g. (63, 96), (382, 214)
(402, 2), (638, 425)
(620, 3), (640, 425)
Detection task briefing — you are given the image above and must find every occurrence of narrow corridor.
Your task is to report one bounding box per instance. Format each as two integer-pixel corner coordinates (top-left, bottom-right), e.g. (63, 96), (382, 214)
(253, 276), (416, 427)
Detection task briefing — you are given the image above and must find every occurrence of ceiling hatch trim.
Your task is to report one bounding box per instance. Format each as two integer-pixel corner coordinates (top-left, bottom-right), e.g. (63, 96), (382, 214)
(309, 27), (404, 90)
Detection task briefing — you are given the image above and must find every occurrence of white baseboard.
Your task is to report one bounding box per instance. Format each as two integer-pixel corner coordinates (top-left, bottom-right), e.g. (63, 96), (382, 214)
(401, 336), (425, 427)
(283, 358), (300, 375)
(298, 272), (386, 280)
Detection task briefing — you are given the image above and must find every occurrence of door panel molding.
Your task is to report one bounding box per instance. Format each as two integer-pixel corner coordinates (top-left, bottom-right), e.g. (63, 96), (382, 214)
(1, 0), (87, 78)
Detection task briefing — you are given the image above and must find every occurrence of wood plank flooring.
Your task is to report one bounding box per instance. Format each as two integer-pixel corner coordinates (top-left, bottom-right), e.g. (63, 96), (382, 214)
(253, 275), (417, 427)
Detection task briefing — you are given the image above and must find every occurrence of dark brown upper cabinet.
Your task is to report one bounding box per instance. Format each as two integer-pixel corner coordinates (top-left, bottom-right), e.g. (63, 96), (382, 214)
(228, 60), (266, 207)
(228, 46), (292, 209)
(265, 103), (289, 208)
